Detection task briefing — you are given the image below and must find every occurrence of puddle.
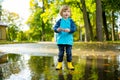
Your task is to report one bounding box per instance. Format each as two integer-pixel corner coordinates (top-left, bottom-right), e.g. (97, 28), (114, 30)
(0, 53), (120, 80)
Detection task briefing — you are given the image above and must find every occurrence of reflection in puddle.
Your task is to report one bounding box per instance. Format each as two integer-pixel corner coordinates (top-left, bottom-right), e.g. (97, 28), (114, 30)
(0, 54), (120, 80)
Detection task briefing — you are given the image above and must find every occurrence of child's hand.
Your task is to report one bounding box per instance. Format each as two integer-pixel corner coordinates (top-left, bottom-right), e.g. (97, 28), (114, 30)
(64, 28), (70, 32)
(57, 28), (62, 32)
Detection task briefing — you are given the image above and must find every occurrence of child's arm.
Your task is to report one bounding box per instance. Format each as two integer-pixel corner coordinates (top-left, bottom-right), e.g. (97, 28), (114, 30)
(53, 19), (61, 33)
(69, 19), (77, 33)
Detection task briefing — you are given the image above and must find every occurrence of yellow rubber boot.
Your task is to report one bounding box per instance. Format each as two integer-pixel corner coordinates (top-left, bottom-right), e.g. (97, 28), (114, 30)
(56, 62), (62, 70)
(67, 62), (74, 70)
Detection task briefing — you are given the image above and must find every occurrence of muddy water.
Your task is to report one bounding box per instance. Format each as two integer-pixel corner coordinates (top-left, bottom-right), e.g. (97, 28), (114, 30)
(0, 53), (120, 80)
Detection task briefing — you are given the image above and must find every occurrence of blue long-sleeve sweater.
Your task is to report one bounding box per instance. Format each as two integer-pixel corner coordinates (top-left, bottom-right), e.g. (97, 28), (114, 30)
(53, 18), (76, 45)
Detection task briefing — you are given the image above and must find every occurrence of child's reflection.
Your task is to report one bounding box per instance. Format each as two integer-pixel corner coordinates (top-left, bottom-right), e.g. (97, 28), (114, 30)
(67, 73), (72, 80)
(58, 72), (65, 80)
(58, 70), (73, 80)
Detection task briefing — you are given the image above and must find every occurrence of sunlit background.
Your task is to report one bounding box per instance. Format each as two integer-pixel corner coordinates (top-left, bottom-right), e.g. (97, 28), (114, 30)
(1, 0), (120, 32)
(2, 0), (30, 31)
(0, 0), (120, 42)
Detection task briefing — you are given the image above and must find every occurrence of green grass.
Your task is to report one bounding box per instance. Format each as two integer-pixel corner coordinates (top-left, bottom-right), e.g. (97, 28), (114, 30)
(0, 41), (36, 44)
(74, 41), (120, 51)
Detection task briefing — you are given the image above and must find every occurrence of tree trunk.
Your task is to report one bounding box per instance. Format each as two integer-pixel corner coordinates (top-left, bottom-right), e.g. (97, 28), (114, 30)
(102, 11), (109, 40)
(87, 12), (93, 41)
(0, 5), (2, 20)
(111, 11), (115, 41)
(81, 0), (90, 42)
(41, 0), (45, 41)
(96, 0), (103, 41)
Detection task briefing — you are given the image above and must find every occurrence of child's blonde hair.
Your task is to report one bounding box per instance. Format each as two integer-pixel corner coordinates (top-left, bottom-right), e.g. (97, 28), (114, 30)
(59, 5), (71, 17)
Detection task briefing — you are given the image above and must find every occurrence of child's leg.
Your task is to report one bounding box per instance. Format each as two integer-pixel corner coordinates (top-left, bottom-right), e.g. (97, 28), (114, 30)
(58, 45), (65, 62)
(56, 45), (65, 70)
(66, 45), (74, 70)
(66, 45), (72, 62)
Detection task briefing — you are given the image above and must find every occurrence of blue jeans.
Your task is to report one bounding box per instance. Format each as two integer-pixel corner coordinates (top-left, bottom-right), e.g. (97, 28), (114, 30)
(57, 44), (72, 62)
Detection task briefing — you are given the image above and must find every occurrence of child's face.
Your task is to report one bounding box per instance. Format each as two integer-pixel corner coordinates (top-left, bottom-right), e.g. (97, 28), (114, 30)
(62, 9), (70, 19)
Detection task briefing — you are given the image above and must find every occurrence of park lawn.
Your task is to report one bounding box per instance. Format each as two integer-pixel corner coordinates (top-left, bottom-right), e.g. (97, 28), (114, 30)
(74, 41), (120, 52)
(0, 41), (36, 44)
